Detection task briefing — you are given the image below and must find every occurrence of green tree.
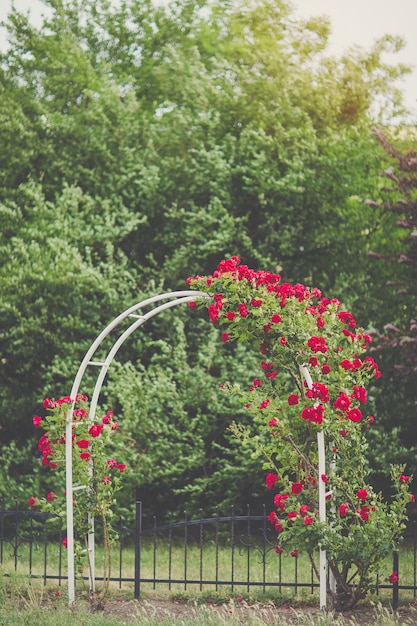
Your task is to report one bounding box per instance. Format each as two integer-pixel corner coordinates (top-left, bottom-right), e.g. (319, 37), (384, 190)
(0, 0), (412, 515)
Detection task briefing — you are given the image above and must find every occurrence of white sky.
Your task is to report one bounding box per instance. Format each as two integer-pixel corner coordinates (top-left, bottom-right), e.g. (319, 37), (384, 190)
(0, 0), (416, 117)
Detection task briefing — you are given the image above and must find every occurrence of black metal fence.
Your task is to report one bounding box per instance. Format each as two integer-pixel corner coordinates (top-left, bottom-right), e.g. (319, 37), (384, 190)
(1, 500), (416, 609)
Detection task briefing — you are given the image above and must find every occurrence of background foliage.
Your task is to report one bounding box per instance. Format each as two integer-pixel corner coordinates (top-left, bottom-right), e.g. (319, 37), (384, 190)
(0, 0), (415, 524)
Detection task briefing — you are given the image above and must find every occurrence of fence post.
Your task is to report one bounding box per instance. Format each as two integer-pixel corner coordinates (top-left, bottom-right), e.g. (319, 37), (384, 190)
(134, 501), (142, 600)
(393, 551), (399, 610)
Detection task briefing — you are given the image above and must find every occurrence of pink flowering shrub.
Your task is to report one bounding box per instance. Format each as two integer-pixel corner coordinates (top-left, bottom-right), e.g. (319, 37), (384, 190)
(188, 256), (413, 610)
(30, 394), (126, 601)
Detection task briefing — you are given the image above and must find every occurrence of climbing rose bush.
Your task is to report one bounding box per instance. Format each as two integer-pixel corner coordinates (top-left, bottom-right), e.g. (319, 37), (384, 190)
(188, 256), (413, 610)
(30, 394), (126, 601)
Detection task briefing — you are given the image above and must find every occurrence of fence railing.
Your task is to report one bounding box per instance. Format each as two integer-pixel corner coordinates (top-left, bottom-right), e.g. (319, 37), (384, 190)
(1, 500), (416, 609)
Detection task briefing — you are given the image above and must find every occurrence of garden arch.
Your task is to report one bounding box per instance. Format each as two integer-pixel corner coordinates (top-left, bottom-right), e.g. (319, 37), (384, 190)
(64, 291), (209, 605)
(64, 290), (330, 609)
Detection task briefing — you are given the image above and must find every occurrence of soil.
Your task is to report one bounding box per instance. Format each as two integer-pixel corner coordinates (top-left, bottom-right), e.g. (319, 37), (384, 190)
(98, 597), (417, 624)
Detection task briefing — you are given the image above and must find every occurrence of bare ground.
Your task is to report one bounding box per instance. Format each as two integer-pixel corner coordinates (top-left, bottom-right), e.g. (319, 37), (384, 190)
(98, 597), (417, 625)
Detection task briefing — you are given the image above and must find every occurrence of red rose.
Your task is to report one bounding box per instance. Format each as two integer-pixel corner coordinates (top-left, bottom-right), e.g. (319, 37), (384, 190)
(273, 493), (288, 512)
(304, 516), (313, 526)
(33, 415), (43, 429)
(287, 394), (299, 406)
(337, 311), (356, 329)
(339, 503), (348, 517)
(333, 392), (351, 412)
(347, 408), (363, 423)
(351, 385), (367, 404)
(208, 304), (219, 323)
(238, 303), (248, 318)
(291, 482), (303, 494)
(388, 571), (399, 584)
(88, 424), (103, 438)
(268, 511), (277, 524)
(356, 488), (368, 500)
(307, 336), (328, 354)
(76, 439), (90, 449)
(265, 473), (279, 489)
(340, 359), (353, 370)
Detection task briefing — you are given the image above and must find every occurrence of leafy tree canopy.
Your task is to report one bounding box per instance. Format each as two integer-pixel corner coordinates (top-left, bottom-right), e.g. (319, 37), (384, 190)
(0, 0), (414, 518)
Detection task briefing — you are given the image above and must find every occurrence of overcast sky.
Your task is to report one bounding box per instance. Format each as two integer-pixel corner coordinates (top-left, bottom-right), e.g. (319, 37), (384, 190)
(1, 0), (416, 117)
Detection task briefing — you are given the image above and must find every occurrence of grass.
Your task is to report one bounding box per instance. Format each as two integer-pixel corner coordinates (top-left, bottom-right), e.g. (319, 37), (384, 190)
(0, 571), (416, 625)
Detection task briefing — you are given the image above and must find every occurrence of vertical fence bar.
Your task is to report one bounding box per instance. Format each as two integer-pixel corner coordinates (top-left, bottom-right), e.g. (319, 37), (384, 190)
(134, 501), (142, 600)
(294, 555), (298, 595)
(231, 505), (235, 593)
(278, 551), (282, 594)
(168, 512), (172, 591)
(246, 504), (251, 593)
(43, 523), (48, 585)
(0, 500), (4, 565)
(29, 514), (34, 577)
(393, 551), (399, 610)
(215, 507), (219, 592)
(311, 560), (314, 595)
(13, 500), (19, 571)
(199, 509), (203, 592)
(118, 518), (123, 589)
(184, 511), (188, 591)
(58, 517), (63, 586)
(152, 516), (157, 590)
(413, 533), (417, 600)
(262, 504), (267, 593)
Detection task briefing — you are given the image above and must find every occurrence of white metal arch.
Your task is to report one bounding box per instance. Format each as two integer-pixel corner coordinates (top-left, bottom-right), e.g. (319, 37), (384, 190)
(64, 290), (330, 610)
(64, 291), (210, 605)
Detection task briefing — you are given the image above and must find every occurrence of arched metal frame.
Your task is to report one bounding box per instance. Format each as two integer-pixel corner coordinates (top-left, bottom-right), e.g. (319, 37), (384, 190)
(64, 292), (329, 609)
(64, 291), (210, 605)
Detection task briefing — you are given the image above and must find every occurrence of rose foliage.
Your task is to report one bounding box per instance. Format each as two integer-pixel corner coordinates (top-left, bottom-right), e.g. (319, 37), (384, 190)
(189, 256), (414, 610)
(29, 395), (126, 602)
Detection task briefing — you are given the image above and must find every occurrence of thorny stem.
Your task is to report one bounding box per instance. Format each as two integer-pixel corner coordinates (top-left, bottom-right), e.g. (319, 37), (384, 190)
(284, 434), (317, 476)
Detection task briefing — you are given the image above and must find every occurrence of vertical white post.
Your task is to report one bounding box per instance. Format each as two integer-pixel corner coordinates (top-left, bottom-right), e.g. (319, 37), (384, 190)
(65, 401), (76, 605)
(300, 365), (327, 611)
(317, 429), (327, 611)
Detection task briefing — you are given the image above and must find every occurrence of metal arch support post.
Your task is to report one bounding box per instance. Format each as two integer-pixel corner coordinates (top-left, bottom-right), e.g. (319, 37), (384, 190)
(64, 291), (209, 605)
(300, 365), (327, 611)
